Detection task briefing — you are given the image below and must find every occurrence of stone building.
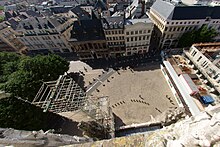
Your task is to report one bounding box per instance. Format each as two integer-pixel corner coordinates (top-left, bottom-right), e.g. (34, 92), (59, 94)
(102, 16), (125, 57)
(69, 19), (108, 59)
(184, 43), (220, 94)
(11, 15), (75, 55)
(148, 0), (220, 49)
(124, 18), (153, 56)
(0, 22), (27, 53)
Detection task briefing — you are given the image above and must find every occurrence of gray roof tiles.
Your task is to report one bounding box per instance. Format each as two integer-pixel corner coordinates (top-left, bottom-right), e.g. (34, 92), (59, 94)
(151, 0), (220, 20)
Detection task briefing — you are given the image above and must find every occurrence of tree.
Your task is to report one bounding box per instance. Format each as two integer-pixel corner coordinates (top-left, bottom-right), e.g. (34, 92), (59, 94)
(0, 53), (69, 101)
(178, 25), (218, 47)
(0, 95), (69, 131)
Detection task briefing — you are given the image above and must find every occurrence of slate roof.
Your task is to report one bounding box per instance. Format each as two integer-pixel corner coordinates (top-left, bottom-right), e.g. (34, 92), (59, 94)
(10, 15), (70, 31)
(94, 0), (108, 11)
(102, 16), (124, 29)
(71, 6), (91, 20)
(25, 10), (42, 17)
(151, 0), (220, 20)
(7, 19), (18, 30)
(50, 6), (73, 14)
(70, 19), (105, 41)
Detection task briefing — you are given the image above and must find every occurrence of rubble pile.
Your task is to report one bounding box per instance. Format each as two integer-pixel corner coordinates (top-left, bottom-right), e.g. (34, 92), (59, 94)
(0, 128), (92, 146)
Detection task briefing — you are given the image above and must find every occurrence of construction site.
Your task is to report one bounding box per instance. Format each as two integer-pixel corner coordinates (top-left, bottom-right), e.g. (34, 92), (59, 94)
(30, 60), (182, 140)
(1, 56), (220, 146)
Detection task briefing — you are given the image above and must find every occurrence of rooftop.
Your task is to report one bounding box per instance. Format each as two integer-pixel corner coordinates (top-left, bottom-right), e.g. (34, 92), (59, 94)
(193, 43), (220, 61)
(151, 0), (220, 20)
(125, 18), (152, 25)
(70, 19), (105, 41)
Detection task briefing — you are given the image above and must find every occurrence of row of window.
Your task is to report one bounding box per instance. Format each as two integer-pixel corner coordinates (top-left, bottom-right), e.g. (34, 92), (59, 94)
(126, 42), (149, 47)
(108, 42), (124, 46)
(165, 26), (197, 32)
(105, 30), (123, 35)
(168, 21), (200, 25)
(24, 35), (61, 42)
(126, 30), (151, 35)
(167, 20), (220, 25)
(126, 36), (150, 42)
(74, 43), (107, 51)
(126, 46), (148, 51)
(107, 36), (124, 40)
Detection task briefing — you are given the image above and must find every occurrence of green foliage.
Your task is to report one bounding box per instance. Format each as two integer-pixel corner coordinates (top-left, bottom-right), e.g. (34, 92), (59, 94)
(0, 6), (4, 10)
(178, 25), (218, 47)
(0, 96), (65, 131)
(0, 16), (4, 22)
(0, 53), (69, 101)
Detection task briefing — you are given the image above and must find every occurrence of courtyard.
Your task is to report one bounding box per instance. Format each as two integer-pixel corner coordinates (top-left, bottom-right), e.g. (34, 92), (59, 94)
(88, 62), (178, 128)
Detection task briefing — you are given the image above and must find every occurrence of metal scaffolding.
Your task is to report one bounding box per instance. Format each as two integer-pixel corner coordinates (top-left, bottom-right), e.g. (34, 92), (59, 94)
(32, 73), (115, 137)
(32, 73), (87, 113)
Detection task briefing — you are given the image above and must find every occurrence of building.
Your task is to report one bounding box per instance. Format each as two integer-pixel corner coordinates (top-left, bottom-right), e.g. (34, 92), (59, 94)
(184, 43), (220, 94)
(161, 55), (201, 116)
(69, 19), (108, 59)
(10, 15), (75, 55)
(102, 16), (125, 57)
(148, 0), (220, 49)
(124, 18), (153, 56)
(0, 22), (27, 53)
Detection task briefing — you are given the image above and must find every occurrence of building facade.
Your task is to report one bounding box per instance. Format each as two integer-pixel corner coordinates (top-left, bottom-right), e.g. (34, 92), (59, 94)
(13, 15), (75, 55)
(124, 18), (153, 56)
(102, 16), (126, 57)
(0, 22), (27, 53)
(69, 19), (108, 59)
(148, 0), (220, 49)
(184, 43), (220, 94)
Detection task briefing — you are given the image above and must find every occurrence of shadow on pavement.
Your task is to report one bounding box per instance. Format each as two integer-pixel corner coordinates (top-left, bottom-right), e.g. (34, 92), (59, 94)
(113, 113), (126, 129)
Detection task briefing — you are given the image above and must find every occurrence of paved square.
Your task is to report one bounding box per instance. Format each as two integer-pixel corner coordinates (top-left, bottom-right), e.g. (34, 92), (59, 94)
(90, 63), (177, 127)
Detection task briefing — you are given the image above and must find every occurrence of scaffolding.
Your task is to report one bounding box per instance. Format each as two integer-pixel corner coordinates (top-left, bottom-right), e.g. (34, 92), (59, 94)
(32, 73), (115, 138)
(32, 73), (87, 113)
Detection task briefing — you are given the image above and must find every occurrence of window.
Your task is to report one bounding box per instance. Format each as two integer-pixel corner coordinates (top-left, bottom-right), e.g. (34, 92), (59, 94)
(126, 32), (129, 35)
(131, 31), (134, 35)
(139, 30), (142, 34)
(184, 22), (187, 24)
(135, 31), (138, 34)
(131, 37), (133, 41)
(135, 37), (137, 41)
(148, 30), (151, 33)
(197, 56), (202, 62)
(180, 22), (182, 24)
(127, 38), (129, 42)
